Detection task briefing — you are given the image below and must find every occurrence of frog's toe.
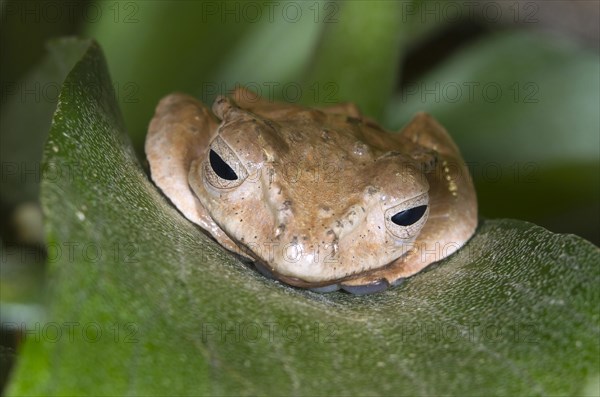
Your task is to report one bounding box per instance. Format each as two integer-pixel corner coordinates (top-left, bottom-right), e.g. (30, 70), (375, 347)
(341, 279), (389, 295)
(309, 284), (340, 293)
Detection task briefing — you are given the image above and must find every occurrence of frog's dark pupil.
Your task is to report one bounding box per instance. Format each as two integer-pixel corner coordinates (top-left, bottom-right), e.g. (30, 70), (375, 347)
(391, 205), (427, 226)
(209, 149), (238, 181)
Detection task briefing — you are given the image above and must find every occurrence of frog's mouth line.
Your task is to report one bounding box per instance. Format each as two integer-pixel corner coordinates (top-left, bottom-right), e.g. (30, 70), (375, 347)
(243, 254), (405, 295)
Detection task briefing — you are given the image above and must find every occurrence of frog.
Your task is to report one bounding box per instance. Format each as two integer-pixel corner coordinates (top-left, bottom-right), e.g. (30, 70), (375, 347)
(145, 87), (477, 295)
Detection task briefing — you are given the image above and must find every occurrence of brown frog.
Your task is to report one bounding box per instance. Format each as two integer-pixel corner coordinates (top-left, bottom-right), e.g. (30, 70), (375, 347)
(145, 88), (477, 294)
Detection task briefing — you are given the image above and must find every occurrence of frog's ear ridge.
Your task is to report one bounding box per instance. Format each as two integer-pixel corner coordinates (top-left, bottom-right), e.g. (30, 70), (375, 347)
(152, 92), (215, 121)
(318, 102), (362, 118)
(212, 95), (237, 120)
(230, 86), (270, 108)
(399, 112), (461, 157)
(213, 94), (260, 124)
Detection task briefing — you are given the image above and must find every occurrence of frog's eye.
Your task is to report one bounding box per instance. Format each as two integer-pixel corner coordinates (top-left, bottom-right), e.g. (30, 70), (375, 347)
(384, 195), (429, 240)
(209, 149), (238, 180)
(391, 205), (427, 226)
(204, 136), (248, 189)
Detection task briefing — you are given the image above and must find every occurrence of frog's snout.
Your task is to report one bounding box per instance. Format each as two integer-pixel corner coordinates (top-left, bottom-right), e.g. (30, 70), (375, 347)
(259, 206), (381, 282)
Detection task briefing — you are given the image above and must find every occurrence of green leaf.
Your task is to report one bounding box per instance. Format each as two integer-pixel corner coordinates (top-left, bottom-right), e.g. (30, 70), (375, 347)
(6, 40), (600, 396)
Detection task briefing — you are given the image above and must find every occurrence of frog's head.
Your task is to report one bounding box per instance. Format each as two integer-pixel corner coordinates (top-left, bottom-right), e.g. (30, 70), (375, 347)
(188, 95), (431, 288)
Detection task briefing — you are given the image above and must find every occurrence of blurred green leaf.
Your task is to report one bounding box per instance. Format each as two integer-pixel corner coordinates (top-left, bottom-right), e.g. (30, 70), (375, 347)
(0, 1), (84, 93)
(385, 29), (599, 162)
(0, 38), (92, 208)
(385, 30), (600, 242)
(302, 0), (443, 116)
(0, 38), (92, 313)
(6, 35), (600, 397)
(86, 0), (326, 150)
(302, 1), (405, 117)
(86, 0), (441, 151)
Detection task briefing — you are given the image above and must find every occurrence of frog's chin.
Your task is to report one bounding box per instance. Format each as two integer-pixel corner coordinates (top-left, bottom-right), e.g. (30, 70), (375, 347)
(248, 256), (408, 295)
(230, 234), (439, 295)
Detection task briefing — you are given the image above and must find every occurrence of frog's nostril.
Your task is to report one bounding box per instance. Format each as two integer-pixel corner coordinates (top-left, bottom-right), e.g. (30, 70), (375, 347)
(325, 229), (338, 240)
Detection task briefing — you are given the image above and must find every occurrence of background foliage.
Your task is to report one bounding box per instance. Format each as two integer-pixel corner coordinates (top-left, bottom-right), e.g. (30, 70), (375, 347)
(1, 0), (598, 395)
